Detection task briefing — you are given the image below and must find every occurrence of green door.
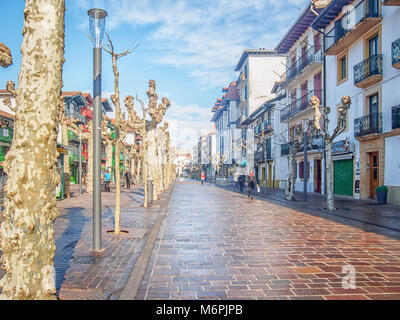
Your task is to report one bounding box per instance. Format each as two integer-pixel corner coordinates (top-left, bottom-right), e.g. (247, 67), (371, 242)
(334, 159), (353, 197)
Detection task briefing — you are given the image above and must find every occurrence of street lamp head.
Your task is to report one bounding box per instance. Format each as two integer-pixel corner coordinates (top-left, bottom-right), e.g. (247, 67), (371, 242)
(88, 8), (108, 48)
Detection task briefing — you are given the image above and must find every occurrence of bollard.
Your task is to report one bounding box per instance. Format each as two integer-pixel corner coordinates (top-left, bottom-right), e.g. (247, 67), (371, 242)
(147, 179), (153, 204)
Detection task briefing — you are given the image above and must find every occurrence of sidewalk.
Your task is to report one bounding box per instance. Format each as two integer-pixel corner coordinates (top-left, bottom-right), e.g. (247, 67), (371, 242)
(54, 182), (175, 300)
(213, 182), (400, 236)
(0, 181), (174, 300)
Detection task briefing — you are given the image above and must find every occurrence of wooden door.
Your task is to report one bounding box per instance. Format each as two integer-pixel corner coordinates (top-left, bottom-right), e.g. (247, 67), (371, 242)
(268, 163), (272, 188)
(369, 152), (379, 198)
(301, 82), (308, 110)
(314, 159), (321, 193)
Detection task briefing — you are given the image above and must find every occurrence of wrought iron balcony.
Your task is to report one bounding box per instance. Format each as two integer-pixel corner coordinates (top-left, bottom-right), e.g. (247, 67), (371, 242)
(283, 47), (323, 86)
(255, 138), (272, 163)
(254, 119), (273, 136)
(280, 137), (323, 156)
(354, 54), (383, 88)
(281, 90), (323, 122)
(324, 0), (382, 55)
(65, 108), (86, 124)
(392, 37), (400, 69)
(392, 105), (400, 130)
(354, 112), (382, 138)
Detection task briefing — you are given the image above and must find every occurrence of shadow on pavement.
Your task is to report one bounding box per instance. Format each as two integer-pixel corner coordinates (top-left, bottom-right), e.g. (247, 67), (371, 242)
(54, 207), (88, 295)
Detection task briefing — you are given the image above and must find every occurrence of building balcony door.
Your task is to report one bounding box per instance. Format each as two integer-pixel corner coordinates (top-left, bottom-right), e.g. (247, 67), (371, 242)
(314, 159), (322, 193)
(369, 152), (379, 198)
(314, 72), (322, 100)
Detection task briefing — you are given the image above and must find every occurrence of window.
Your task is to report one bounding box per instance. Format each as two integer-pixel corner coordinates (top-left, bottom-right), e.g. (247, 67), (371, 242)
(337, 52), (348, 83)
(314, 33), (321, 53)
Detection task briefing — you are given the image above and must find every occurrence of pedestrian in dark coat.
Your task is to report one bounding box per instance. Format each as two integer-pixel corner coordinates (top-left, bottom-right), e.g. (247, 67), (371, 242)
(124, 170), (131, 189)
(246, 170), (258, 199)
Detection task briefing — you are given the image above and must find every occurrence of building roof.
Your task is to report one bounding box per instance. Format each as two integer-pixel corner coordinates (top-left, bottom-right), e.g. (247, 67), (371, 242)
(275, 3), (327, 54)
(62, 91), (88, 108)
(0, 109), (14, 120)
(234, 49), (280, 72)
(312, 0), (351, 30)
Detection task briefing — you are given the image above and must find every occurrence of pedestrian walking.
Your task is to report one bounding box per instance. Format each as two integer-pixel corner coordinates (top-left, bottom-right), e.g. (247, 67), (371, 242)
(200, 172), (205, 186)
(238, 175), (245, 193)
(104, 168), (111, 192)
(233, 171), (239, 192)
(246, 170), (258, 200)
(124, 170), (131, 189)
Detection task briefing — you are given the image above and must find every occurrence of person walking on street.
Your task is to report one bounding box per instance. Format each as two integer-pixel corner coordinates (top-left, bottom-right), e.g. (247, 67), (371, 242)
(104, 168), (111, 192)
(238, 175), (245, 193)
(200, 172), (205, 186)
(246, 170), (258, 199)
(124, 170), (131, 189)
(233, 171), (239, 192)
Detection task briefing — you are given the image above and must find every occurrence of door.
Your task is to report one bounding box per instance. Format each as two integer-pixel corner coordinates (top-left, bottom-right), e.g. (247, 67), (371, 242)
(268, 163), (272, 188)
(369, 93), (379, 132)
(301, 82), (308, 110)
(334, 159), (354, 196)
(368, 0), (379, 17)
(314, 159), (322, 193)
(369, 152), (379, 198)
(314, 72), (322, 101)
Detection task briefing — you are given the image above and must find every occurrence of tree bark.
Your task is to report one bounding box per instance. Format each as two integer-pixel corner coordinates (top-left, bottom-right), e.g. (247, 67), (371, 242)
(325, 140), (335, 211)
(0, 0), (65, 300)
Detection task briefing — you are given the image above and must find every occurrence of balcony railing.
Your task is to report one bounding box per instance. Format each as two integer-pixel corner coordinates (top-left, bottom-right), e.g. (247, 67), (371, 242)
(281, 137), (324, 156)
(392, 37), (400, 69)
(284, 47), (323, 85)
(324, 0), (382, 54)
(354, 112), (382, 138)
(254, 120), (273, 136)
(0, 127), (13, 143)
(65, 108), (86, 124)
(392, 105), (400, 130)
(354, 54), (383, 87)
(255, 138), (272, 163)
(281, 90), (323, 122)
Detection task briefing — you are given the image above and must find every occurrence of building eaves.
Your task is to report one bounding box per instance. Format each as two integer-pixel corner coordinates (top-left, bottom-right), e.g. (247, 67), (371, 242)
(312, 0), (351, 30)
(234, 49), (279, 72)
(275, 3), (326, 54)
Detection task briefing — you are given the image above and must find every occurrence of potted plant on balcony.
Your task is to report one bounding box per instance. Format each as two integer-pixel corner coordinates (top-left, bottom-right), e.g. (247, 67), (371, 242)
(376, 185), (388, 204)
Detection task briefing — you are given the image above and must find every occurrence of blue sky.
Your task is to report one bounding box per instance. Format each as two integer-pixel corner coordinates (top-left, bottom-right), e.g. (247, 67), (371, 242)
(0, 0), (309, 152)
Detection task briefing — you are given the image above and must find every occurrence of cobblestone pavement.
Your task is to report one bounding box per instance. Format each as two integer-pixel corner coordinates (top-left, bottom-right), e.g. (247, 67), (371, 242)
(138, 181), (400, 300)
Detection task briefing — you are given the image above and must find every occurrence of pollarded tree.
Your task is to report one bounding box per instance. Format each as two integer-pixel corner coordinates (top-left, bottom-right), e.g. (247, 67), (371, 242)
(0, 0), (65, 300)
(0, 43), (12, 68)
(103, 34), (137, 234)
(146, 80), (171, 200)
(310, 95), (351, 211)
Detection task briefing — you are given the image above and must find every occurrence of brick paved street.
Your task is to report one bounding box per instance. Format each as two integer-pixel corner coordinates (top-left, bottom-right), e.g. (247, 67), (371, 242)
(137, 180), (400, 300)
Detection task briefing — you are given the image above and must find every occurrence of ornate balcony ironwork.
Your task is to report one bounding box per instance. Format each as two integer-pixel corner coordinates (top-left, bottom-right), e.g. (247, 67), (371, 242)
(254, 119), (273, 136)
(392, 105), (400, 130)
(354, 112), (382, 138)
(280, 137), (323, 156)
(354, 54), (383, 88)
(283, 47), (323, 86)
(255, 138), (272, 163)
(65, 108), (86, 124)
(324, 0), (382, 55)
(281, 90), (323, 122)
(392, 37), (400, 69)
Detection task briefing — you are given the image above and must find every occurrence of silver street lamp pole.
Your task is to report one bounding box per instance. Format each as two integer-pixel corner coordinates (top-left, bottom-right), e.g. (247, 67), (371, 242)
(88, 8), (107, 251)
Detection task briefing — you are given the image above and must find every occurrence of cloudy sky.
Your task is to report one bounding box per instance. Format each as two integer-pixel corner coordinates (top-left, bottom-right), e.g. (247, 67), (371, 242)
(0, 0), (309, 152)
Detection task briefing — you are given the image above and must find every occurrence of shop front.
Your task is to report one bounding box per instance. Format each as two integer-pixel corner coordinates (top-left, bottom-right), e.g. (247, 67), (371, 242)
(332, 138), (355, 197)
